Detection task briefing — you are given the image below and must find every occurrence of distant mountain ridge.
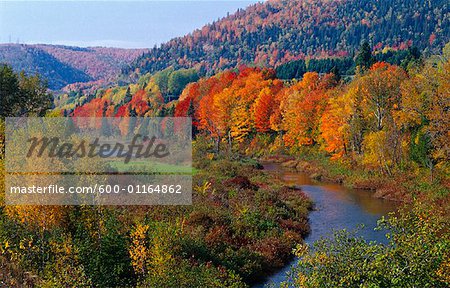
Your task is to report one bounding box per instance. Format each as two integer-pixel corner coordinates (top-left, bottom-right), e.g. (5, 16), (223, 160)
(122, 0), (450, 78)
(0, 44), (148, 90)
(0, 44), (91, 90)
(1, 0), (449, 90)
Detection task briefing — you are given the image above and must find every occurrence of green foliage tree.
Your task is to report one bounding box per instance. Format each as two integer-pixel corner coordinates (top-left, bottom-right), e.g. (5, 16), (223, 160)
(355, 41), (375, 70)
(74, 208), (135, 288)
(0, 64), (19, 117)
(0, 64), (52, 117)
(410, 128), (435, 176)
(164, 118), (174, 138)
(101, 118), (112, 138)
(330, 66), (341, 83)
(153, 67), (174, 96)
(167, 69), (199, 96)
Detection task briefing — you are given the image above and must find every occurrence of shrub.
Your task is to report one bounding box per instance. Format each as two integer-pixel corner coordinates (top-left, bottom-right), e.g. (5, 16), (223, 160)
(284, 204), (450, 288)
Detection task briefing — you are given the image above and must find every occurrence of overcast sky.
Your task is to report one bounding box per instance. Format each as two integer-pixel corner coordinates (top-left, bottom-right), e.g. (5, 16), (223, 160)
(0, 1), (259, 48)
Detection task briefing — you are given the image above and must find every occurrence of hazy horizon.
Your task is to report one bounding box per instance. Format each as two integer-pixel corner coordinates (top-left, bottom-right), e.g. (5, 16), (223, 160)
(0, 1), (259, 49)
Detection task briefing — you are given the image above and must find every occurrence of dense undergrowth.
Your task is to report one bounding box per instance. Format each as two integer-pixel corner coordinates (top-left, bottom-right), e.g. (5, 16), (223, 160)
(280, 202), (450, 288)
(0, 142), (312, 287)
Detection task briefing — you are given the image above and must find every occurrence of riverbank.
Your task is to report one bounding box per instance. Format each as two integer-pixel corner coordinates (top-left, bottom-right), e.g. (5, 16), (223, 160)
(260, 152), (449, 204)
(257, 160), (449, 288)
(191, 158), (314, 284)
(257, 162), (399, 287)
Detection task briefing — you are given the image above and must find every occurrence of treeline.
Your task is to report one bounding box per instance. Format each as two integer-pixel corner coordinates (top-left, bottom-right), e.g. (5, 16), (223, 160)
(57, 66), (200, 112)
(122, 0), (450, 78)
(59, 43), (449, 180)
(57, 43), (424, 112)
(275, 45), (422, 80)
(174, 44), (449, 178)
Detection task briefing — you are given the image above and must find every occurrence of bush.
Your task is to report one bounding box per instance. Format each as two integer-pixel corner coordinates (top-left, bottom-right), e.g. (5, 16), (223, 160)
(284, 204), (450, 288)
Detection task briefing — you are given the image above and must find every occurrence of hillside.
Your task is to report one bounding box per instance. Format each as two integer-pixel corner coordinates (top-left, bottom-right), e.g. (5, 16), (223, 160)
(0, 44), (91, 90)
(0, 44), (147, 90)
(122, 0), (450, 77)
(35, 44), (148, 81)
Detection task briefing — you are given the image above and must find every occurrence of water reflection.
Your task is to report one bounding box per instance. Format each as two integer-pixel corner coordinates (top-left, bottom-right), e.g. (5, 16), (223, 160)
(263, 162), (397, 217)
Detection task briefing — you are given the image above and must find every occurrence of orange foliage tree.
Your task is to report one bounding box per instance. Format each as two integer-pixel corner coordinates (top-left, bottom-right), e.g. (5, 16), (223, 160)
(282, 72), (332, 147)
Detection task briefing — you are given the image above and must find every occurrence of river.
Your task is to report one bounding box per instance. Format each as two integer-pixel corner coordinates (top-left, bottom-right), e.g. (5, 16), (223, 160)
(255, 162), (399, 287)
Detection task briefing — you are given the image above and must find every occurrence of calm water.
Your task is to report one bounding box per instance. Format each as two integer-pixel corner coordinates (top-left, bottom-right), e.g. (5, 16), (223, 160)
(255, 162), (399, 287)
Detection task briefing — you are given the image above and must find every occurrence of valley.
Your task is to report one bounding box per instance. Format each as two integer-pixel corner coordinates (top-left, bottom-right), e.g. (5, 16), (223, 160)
(0, 0), (449, 287)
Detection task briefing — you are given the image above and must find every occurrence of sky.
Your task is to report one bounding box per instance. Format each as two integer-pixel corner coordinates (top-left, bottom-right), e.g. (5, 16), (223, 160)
(0, 1), (259, 48)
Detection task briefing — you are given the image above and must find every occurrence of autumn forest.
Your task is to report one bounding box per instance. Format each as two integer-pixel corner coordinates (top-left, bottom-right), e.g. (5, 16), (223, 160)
(1, 0), (450, 287)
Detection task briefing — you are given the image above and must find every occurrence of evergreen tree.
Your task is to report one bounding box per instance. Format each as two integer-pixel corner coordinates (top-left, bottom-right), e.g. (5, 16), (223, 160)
(126, 106), (138, 140)
(187, 100), (195, 118)
(123, 87), (132, 104)
(355, 41), (374, 70)
(330, 66), (341, 83)
(165, 105), (175, 117)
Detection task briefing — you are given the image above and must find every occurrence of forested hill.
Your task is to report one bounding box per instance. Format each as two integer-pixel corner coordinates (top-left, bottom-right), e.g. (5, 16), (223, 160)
(122, 0), (450, 78)
(0, 44), (148, 90)
(0, 44), (91, 90)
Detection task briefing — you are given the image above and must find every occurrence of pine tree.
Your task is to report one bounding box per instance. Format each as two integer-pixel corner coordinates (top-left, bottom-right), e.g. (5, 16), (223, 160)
(330, 66), (341, 83)
(123, 87), (132, 104)
(355, 41), (374, 70)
